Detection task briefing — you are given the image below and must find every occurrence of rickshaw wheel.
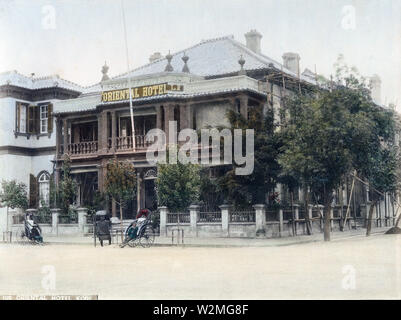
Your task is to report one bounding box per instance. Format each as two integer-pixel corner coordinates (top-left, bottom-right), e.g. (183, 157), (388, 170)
(15, 227), (27, 245)
(128, 238), (139, 247)
(139, 225), (156, 248)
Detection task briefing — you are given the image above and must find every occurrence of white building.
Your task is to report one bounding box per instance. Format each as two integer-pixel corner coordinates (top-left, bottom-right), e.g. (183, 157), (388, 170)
(0, 71), (82, 232)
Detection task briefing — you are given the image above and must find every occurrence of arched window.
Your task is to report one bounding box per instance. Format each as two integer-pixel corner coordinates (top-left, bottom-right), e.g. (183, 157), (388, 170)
(38, 172), (50, 207)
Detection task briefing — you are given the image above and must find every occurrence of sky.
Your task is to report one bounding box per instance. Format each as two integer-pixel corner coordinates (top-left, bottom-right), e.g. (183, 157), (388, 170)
(0, 0), (400, 109)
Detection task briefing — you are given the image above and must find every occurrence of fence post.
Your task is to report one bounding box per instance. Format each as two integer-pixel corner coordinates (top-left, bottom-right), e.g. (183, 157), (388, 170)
(308, 204), (313, 233)
(219, 204), (232, 237)
(159, 206), (168, 237)
(51, 208), (60, 236)
(379, 199), (385, 227)
(189, 204), (200, 237)
(360, 204), (366, 228)
(77, 207), (87, 233)
(278, 208), (283, 237)
(253, 204), (266, 237)
(293, 204), (299, 234)
(318, 205), (324, 231)
(330, 205), (335, 230)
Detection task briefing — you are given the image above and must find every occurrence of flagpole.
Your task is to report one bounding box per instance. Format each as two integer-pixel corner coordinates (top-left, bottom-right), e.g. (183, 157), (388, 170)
(121, 0), (136, 150)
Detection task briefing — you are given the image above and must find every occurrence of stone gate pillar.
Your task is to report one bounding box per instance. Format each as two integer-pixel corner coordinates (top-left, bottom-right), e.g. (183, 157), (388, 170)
(159, 206), (169, 237)
(253, 204), (266, 237)
(189, 204), (200, 237)
(77, 207), (87, 233)
(220, 204), (232, 237)
(51, 208), (60, 235)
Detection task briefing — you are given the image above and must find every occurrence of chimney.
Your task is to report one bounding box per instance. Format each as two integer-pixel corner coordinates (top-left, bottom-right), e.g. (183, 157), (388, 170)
(282, 52), (300, 76)
(149, 52), (163, 63)
(244, 29), (262, 54)
(369, 74), (382, 105)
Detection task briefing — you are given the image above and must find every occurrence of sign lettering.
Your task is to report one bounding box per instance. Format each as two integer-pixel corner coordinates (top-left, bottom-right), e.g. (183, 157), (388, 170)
(101, 83), (184, 102)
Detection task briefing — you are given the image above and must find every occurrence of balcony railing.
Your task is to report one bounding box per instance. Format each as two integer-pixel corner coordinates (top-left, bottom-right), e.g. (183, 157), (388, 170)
(62, 135), (156, 156)
(67, 141), (98, 155)
(109, 135), (150, 151)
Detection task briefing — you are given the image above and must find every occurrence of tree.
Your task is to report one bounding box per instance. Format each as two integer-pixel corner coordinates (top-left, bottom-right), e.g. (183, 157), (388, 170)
(199, 167), (224, 211)
(218, 106), (282, 209)
(278, 58), (396, 241)
(57, 156), (78, 215)
(104, 159), (137, 223)
(0, 180), (29, 232)
(156, 157), (201, 212)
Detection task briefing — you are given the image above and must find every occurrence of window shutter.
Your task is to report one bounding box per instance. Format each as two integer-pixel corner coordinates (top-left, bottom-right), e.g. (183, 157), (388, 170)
(25, 105), (29, 133)
(27, 105), (32, 133)
(28, 105), (35, 134)
(47, 103), (53, 133)
(29, 174), (38, 208)
(15, 103), (20, 132)
(34, 105), (40, 134)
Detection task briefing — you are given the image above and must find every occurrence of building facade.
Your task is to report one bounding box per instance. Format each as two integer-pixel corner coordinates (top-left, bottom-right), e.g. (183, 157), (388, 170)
(0, 71), (82, 231)
(1, 30), (397, 230)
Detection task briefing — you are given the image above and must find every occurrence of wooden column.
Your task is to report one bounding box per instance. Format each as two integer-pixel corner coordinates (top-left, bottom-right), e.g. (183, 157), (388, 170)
(55, 117), (61, 157)
(98, 161), (107, 193)
(239, 96), (248, 119)
(63, 119), (68, 155)
(187, 104), (194, 129)
(179, 104), (188, 130)
(111, 111), (116, 151)
(164, 104), (174, 143)
(98, 111), (108, 153)
(156, 105), (162, 130)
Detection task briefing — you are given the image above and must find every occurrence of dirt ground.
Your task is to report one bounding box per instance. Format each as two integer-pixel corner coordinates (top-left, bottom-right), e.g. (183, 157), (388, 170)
(0, 234), (400, 299)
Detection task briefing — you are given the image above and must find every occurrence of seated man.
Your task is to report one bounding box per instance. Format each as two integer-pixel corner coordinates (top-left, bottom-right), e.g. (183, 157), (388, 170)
(127, 209), (150, 240)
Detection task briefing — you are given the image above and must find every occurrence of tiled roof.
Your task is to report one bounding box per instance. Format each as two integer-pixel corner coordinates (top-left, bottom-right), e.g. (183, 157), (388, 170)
(54, 75), (267, 115)
(84, 35), (315, 93)
(0, 70), (83, 92)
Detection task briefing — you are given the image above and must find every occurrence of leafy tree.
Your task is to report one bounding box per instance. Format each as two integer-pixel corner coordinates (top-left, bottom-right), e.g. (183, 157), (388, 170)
(156, 152), (201, 212)
(218, 106), (282, 209)
(0, 180), (29, 232)
(279, 57), (397, 241)
(104, 159), (137, 222)
(199, 168), (224, 211)
(0, 180), (29, 210)
(57, 156), (78, 215)
(85, 191), (107, 218)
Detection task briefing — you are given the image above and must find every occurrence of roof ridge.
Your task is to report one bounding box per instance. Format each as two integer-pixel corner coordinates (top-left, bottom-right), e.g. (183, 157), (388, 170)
(108, 34), (236, 81)
(0, 70), (83, 90)
(227, 37), (285, 70)
(33, 74), (84, 89)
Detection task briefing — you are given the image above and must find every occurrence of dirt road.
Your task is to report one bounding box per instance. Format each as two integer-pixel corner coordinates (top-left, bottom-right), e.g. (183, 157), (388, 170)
(0, 234), (399, 299)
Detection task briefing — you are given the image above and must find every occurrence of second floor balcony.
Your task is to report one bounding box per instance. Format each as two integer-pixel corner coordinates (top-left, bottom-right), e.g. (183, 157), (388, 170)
(58, 114), (157, 158)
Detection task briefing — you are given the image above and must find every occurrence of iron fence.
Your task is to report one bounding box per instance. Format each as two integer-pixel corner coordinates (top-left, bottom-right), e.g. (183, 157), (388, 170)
(58, 214), (78, 224)
(198, 211), (222, 223)
(35, 213), (52, 224)
(167, 212), (190, 224)
(230, 210), (255, 222)
(265, 209), (279, 221)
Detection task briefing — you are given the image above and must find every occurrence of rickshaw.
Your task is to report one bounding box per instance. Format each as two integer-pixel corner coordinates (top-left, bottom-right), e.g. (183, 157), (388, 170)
(15, 212), (43, 245)
(93, 210), (112, 247)
(120, 209), (156, 248)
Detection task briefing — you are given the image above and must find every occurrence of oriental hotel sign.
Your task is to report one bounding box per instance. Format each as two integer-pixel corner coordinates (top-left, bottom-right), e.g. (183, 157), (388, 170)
(101, 83), (184, 103)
